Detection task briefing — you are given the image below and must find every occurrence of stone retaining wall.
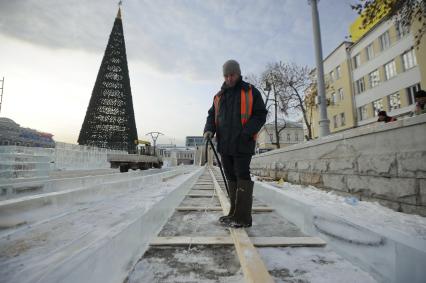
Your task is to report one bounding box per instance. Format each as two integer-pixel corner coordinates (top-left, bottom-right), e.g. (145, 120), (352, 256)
(251, 114), (426, 216)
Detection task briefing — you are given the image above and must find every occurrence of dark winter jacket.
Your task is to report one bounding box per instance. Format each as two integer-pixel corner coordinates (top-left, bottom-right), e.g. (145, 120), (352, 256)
(204, 77), (267, 155)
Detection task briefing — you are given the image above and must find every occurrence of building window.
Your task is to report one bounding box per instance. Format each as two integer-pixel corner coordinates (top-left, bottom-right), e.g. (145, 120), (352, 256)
(295, 134), (298, 141)
(406, 83), (421, 105)
(353, 53), (361, 69)
(287, 133), (290, 141)
(358, 105), (368, 121)
(333, 115), (338, 128)
(338, 88), (344, 101)
(329, 71), (335, 82)
(402, 49), (417, 70)
(340, 113), (345, 126)
(355, 77), (365, 94)
(384, 60), (397, 80)
(379, 31), (391, 51)
(372, 99), (384, 116)
(331, 92), (336, 105)
(396, 22), (409, 39)
(336, 65), (341, 79)
(388, 92), (401, 111)
(368, 69), (380, 88)
(366, 43), (374, 60)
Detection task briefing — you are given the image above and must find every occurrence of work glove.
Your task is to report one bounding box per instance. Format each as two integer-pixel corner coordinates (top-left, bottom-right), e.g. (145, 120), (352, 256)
(203, 131), (213, 141)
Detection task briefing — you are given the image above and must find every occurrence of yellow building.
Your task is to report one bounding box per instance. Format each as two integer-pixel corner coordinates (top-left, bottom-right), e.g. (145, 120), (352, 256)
(307, 12), (426, 137)
(307, 42), (355, 138)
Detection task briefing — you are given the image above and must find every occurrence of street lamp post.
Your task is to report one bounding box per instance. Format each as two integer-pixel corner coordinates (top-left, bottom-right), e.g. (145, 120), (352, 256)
(308, 0), (330, 137)
(146, 132), (164, 156)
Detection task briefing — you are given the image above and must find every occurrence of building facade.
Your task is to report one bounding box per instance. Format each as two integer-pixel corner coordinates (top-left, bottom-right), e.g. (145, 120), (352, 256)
(307, 13), (425, 136)
(185, 136), (204, 148)
(256, 121), (304, 152)
(0, 117), (55, 148)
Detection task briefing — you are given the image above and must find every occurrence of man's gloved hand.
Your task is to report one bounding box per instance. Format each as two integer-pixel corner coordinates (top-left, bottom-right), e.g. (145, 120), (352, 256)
(203, 131), (213, 140)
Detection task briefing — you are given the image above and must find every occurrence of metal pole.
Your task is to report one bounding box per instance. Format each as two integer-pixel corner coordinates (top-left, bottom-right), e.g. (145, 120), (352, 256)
(308, 0), (330, 137)
(0, 77), (4, 114)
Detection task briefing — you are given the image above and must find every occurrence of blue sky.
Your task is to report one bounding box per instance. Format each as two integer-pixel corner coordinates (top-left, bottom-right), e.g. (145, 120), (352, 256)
(0, 0), (359, 145)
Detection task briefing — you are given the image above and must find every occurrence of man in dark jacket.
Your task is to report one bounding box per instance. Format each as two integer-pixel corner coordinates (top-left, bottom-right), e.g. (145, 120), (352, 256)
(203, 59), (267, 228)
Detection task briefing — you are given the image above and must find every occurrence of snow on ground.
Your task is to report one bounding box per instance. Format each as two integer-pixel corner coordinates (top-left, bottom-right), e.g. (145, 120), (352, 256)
(261, 180), (426, 241)
(0, 171), (196, 282)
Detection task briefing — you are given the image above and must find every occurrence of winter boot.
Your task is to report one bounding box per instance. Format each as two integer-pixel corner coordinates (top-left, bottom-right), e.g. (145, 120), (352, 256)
(225, 179), (254, 228)
(218, 181), (237, 223)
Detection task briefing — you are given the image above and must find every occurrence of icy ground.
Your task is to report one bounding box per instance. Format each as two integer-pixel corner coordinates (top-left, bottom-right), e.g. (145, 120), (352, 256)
(0, 171), (195, 283)
(262, 180), (426, 241)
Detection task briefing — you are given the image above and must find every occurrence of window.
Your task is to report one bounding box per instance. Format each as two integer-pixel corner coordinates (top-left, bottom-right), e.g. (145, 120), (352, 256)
(333, 115), (338, 128)
(355, 77), (365, 94)
(353, 53), (361, 69)
(384, 60), (397, 80)
(338, 88), (344, 101)
(340, 113), (346, 126)
(329, 71), (335, 82)
(287, 133), (290, 141)
(379, 31), (391, 50)
(368, 69), (380, 88)
(336, 65), (341, 79)
(396, 22), (409, 39)
(331, 92), (336, 104)
(366, 43), (374, 60)
(388, 92), (401, 111)
(372, 99), (384, 116)
(406, 83), (421, 105)
(358, 105), (368, 121)
(295, 134), (298, 141)
(402, 49), (417, 70)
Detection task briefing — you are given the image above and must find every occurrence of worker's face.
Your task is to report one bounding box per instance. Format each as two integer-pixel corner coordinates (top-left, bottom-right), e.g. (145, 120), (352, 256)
(378, 115), (385, 121)
(224, 73), (240, 88)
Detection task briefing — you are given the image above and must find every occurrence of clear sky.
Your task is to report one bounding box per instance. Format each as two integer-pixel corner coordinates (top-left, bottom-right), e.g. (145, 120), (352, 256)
(0, 0), (359, 146)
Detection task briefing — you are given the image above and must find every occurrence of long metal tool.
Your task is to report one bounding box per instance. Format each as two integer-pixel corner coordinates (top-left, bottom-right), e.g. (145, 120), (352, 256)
(205, 137), (229, 197)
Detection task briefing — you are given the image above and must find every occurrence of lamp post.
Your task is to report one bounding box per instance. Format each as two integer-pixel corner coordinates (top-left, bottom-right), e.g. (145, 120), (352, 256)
(146, 132), (164, 156)
(308, 0), (330, 137)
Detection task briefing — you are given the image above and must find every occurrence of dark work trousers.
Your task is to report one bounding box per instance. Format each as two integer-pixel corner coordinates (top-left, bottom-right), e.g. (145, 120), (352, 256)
(220, 154), (252, 182)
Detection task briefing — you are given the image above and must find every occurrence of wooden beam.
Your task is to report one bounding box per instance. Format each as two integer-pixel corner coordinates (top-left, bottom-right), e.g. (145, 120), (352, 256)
(252, 236), (326, 247)
(186, 193), (216, 197)
(176, 206), (274, 212)
(151, 236), (233, 246)
(208, 167), (274, 283)
(150, 236), (326, 247)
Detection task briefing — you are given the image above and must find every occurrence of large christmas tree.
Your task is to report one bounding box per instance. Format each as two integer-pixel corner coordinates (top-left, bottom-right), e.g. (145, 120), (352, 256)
(78, 7), (138, 152)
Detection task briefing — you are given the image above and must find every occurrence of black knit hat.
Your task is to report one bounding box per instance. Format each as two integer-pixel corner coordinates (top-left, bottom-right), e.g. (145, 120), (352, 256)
(223, 59), (241, 76)
(414, 90), (426, 98)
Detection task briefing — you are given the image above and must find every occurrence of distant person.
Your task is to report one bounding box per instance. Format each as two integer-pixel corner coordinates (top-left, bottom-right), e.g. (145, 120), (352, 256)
(377, 110), (397, 123)
(414, 89), (426, 116)
(203, 59), (267, 228)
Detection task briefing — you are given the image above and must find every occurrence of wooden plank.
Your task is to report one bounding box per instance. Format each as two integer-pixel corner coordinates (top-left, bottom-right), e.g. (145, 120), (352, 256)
(208, 167), (274, 283)
(150, 236), (234, 246)
(252, 237), (326, 247)
(176, 206), (274, 212)
(150, 236), (326, 247)
(186, 193), (216, 197)
(191, 187), (214, 190)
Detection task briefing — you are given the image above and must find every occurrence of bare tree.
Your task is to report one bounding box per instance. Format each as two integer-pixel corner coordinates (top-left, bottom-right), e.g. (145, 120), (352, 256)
(271, 62), (313, 140)
(351, 0), (426, 46)
(247, 65), (288, 149)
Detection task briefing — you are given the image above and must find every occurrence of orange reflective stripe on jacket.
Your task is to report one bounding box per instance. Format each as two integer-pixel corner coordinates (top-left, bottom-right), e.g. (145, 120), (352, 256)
(214, 85), (257, 139)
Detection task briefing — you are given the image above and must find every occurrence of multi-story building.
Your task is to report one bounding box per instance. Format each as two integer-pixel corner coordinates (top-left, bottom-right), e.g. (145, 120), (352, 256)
(256, 120), (304, 153)
(0, 117), (55, 148)
(185, 136), (204, 148)
(307, 12), (425, 136)
(308, 42), (356, 138)
(350, 17), (423, 126)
